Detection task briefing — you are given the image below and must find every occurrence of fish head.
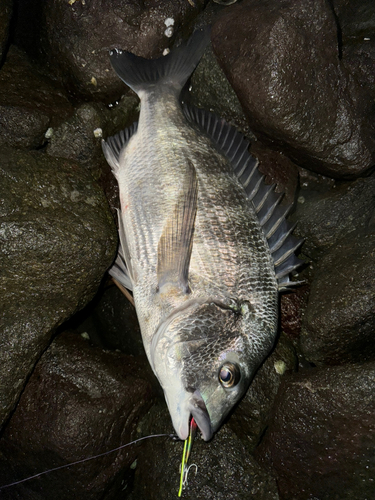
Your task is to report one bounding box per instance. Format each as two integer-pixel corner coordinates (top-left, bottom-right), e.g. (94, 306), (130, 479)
(150, 299), (276, 441)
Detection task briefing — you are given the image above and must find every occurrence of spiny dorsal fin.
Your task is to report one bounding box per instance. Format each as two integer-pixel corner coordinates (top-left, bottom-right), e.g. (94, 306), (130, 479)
(157, 160), (198, 294)
(183, 104), (304, 290)
(102, 122), (138, 176)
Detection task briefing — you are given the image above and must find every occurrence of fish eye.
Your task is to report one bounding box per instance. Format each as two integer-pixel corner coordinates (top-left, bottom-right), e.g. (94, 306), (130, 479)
(218, 363), (240, 388)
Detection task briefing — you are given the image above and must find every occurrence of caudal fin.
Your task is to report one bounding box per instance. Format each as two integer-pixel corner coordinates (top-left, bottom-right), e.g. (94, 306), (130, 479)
(109, 26), (211, 95)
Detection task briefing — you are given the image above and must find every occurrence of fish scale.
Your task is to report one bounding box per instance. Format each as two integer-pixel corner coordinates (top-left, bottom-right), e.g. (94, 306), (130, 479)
(102, 27), (302, 442)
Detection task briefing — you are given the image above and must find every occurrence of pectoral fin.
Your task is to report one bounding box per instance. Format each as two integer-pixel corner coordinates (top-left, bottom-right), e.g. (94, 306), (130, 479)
(157, 161), (198, 294)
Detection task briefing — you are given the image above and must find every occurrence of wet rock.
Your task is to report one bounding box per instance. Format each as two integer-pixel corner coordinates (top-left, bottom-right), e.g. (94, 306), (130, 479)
(47, 95), (139, 163)
(291, 176), (375, 260)
(333, 0), (375, 112)
(46, 95), (139, 189)
(228, 334), (297, 451)
(71, 283), (144, 356)
(188, 43), (255, 139)
(0, 148), (117, 429)
(298, 166), (336, 194)
(44, 92), (139, 216)
(15, 0), (206, 101)
(0, 0), (12, 64)
(188, 44), (299, 203)
(300, 229), (375, 365)
(0, 332), (154, 500)
(251, 142), (299, 206)
(0, 46), (74, 149)
(46, 102), (109, 166)
(256, 362), (375, 500)
(212, 0), (375, 178)
(280, 285), (310, 340)
(130, 404), (279, 500)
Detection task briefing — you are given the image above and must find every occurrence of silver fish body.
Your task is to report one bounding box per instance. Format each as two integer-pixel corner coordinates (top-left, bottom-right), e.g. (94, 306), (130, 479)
(103, 28), (301, 441)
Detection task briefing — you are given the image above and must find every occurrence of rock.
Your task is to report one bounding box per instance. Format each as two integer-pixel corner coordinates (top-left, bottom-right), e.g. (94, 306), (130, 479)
(228, 334), (297, 451)
(333, 0), (375, 112)
(0, 46), (74, 149)
(300, 229), (375, 365)
(211, 0), (375, 178)
(43, 92), (139, 216)
(0, 332), (154, 499)
(46, 94), (139, 195)
(71, 283), (144, 356)
(0, 148), (117, 429)
(256, 362), (375, 500)
(291, 176), (375, 260)
(251, 142), (299, 206)
(280, 285), (310, 340)
(189, 50), (299, 203)
(46, 102), (109, 166)
(130, 404), (279, 500)
(47, 94), (139, 163)
(188, 43), (255, 139)
(188, 42), (299, 203)
(0, 0), (12, 64)
(298, 166), (336, 194)
(15, 0), (207, 100)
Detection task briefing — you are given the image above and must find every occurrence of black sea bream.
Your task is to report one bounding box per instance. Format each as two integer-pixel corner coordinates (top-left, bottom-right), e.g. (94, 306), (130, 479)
(102, 28), (302, 441)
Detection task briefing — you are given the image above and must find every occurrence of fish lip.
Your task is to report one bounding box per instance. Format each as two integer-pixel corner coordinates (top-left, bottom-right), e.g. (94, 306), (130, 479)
(189, 390), (213, 442)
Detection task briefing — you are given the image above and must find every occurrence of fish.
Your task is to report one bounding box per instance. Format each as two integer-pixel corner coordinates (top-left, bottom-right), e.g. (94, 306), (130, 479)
(102, 27), (303, 442)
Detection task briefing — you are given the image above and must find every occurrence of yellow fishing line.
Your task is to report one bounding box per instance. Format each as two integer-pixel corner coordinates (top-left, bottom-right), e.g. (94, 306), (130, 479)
(178, 438), (188, 497)
(178, 418), (198, 496)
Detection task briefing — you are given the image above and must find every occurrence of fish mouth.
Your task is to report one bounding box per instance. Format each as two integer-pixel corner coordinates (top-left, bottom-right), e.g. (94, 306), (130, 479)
(188, 390), (213, 442)
(172, 389), (213, 442)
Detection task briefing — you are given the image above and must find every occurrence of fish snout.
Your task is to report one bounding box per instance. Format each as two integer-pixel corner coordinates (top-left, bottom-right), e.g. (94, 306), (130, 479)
(189, 390), (213, 441)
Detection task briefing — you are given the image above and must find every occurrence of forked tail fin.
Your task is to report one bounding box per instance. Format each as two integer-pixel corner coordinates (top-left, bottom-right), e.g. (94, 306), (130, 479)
(109, 26), (211, 95)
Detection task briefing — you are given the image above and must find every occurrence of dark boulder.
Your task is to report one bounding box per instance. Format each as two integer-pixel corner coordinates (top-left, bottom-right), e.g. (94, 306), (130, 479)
(46, 102), (109, 166)
(291, 176), (375, 260)
(130, 403), (280, 500)
(15, 0), (207, 100)
(46, 94), (140, 164)
(228, 334), (297, 451)
(0, 46), (74, 149)
(211, 0), (375, 178)
(0, 0), (12, 64)
(0, 148), (117, 430)
(251, 142), (299, 206)
(45, 95), (139, 199)
(0, 332), (154, 499)
(301, 229), (375, 365)
(333, 0), (375, 115)
(256, 362), (375, 500)
(188, 31), (299, 203)
(189, 41), (255, 139)
(71, 283), (144, 356)
(280, 285), (310, 340)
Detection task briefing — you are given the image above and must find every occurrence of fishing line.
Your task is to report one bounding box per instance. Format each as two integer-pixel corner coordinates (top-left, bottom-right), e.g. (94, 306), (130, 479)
(0, 433), (172, 490)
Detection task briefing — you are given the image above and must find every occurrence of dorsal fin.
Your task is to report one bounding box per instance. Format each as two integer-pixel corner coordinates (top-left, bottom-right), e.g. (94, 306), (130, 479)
(101, 122), (138, 176)
(157, 160), (198, 295)
(183, 104), (304, 290)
